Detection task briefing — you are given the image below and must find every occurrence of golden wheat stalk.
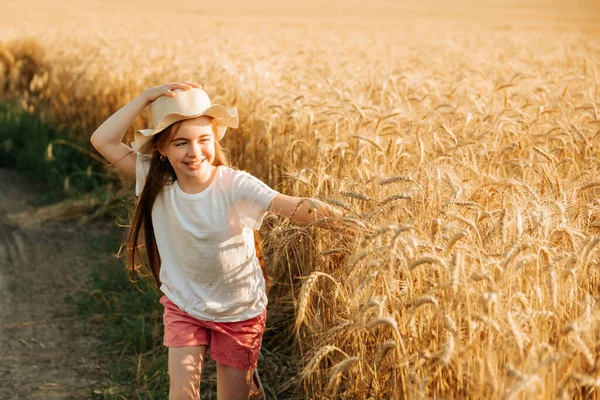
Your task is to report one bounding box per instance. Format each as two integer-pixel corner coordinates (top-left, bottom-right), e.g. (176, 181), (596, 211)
(301, 345), (349, 379)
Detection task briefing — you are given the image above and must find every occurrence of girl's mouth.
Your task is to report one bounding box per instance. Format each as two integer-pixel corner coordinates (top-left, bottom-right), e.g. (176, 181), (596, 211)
(184, 159), (205, 169)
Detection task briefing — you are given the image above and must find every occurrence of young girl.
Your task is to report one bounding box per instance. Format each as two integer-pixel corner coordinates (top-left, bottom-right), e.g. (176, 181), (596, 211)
(90, 82), (348, 399)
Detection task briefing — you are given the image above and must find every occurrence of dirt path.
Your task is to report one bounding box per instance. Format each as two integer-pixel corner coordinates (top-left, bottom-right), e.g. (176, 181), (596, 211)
(0, 168), (112, 399)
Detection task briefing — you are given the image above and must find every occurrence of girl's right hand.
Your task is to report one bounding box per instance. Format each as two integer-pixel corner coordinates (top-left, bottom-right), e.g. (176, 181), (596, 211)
(141, 81), (202, 103)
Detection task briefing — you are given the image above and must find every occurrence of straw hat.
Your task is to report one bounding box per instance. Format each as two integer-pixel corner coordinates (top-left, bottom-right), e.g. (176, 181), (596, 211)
(134, 87), (239, 154)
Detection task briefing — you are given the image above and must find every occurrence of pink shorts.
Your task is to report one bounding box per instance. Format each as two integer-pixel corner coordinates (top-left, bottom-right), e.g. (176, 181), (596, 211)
(160, 295), (267, 371)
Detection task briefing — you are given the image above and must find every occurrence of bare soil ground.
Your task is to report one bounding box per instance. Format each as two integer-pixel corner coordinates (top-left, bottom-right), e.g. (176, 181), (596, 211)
(0, 168), (112, 399)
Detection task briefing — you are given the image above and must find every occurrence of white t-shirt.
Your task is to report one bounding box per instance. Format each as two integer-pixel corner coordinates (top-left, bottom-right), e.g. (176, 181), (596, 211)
(134, 149), (279, 322)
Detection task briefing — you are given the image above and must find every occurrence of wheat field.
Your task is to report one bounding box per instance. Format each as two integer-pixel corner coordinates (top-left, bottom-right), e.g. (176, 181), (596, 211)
(2, 0), (600, 398)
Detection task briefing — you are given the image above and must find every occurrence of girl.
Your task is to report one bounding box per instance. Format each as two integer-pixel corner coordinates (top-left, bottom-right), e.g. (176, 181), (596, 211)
(90, 82), (349, 399)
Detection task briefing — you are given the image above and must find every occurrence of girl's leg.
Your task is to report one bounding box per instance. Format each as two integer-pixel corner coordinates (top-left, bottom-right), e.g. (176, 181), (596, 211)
(249, 369), (265, 400)
(216, 362), (253, 399)
(168, 345), (209, 400)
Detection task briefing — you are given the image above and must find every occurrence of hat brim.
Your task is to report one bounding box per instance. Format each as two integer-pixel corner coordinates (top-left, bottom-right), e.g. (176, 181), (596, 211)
(134, 105), (238, 154)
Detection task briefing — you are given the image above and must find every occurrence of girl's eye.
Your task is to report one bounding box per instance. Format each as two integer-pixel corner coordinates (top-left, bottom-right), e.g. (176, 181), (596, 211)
(175, 142), (186, 146)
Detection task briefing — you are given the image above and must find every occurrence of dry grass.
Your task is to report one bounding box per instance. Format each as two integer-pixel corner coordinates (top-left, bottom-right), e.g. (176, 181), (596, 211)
(2, 0), (600, 398)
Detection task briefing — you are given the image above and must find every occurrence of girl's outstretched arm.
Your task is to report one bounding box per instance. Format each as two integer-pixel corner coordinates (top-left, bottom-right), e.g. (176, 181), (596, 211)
(268, 193), (362, 232)
(90, 81), (200, 178)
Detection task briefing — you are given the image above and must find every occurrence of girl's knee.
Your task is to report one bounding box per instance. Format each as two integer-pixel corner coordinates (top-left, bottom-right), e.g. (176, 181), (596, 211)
(169, 384), (200, 400)
(168, 367), (202, 400)
(168, 366), (202, 400)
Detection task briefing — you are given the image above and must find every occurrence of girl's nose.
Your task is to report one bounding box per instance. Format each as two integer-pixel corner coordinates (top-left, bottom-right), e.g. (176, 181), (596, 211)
(188, 142), (202, 156)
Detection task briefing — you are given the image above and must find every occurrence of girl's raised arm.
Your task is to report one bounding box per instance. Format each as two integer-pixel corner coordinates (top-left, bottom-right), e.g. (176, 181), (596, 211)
(90, 81), (200, 178)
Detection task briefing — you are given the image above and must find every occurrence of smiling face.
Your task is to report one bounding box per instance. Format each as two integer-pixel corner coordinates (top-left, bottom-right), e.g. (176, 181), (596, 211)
(158, 116), (217, 191)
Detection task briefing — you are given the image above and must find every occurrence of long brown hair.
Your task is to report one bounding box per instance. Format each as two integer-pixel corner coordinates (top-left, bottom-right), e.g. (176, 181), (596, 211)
(126, 117), (270, 291)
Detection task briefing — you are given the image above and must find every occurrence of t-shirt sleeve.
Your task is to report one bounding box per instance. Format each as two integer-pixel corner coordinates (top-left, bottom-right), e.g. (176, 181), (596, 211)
(233, 170), (279, 230)
(131, 142), (151, 197)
